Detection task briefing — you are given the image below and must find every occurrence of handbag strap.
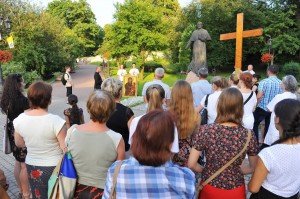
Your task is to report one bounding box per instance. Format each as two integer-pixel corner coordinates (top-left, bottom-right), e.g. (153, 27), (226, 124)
(204, 94), (210, 108)
(198, 129), (252, 190)
(243, 91), (253, 105)
(109, 161), (123, 199)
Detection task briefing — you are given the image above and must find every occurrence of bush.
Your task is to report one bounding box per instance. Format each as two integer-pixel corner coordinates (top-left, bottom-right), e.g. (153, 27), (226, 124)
(2, 61), (40, 87)
(143, 61), (163, 72)
(282, 62), (300, 80)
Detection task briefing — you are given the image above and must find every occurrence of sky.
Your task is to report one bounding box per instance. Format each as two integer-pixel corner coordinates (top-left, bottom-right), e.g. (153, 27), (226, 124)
(34, 0), (192, 27)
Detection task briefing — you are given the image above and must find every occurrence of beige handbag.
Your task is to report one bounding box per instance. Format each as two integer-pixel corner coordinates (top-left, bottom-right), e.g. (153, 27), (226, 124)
(196, 130), (252, 197)
(109, 161), (123, 199)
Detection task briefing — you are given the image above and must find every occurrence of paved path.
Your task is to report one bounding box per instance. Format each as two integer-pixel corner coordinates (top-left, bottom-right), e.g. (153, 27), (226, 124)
(0, 63), (251, 198)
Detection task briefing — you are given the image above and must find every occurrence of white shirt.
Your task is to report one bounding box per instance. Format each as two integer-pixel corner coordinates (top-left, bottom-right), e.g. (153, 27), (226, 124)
(117, 69), (127, 81)
(259, 143), (300, 197)
(65, 72), (72, 87)
(128, 115), (179, 153)
(200, 91), (222, 124)
(13, 113), (65, 166)
(243, 70), (255, 75)
(129, 68), (139, 77)
(241, 91), (257, 129)
(264, 92), (297, 145)
(191, 80), (212, 107)
(142, 79), (171, 109)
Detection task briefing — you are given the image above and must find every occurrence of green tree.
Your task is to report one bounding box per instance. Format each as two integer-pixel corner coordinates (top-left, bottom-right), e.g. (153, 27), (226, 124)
(47, 0), (104, 56)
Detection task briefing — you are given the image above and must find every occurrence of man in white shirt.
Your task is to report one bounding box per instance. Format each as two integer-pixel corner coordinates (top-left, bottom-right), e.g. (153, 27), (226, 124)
(142, 68), (171, 108)
(129, 63), (139, 77)
(117, 64), (127, 82)
(191, 67), (212, 107)
(244, 64), (255, 75)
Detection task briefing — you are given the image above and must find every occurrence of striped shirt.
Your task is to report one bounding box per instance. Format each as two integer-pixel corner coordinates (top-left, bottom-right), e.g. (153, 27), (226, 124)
(257, 76), (282, 111)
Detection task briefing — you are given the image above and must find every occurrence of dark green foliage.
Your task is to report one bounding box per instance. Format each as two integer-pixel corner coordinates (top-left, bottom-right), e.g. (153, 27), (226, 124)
(143, 61), (163, 72)
(282, 62), (300, 80)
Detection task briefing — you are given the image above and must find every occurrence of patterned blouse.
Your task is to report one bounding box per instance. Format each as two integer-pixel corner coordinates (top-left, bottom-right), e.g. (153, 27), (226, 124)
(192, 123), (259, 189)
(172, 137), (193, 167)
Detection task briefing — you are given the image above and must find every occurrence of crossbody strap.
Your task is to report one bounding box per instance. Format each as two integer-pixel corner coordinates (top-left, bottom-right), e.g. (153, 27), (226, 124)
(204, 94), (210, 108)
(198, 129), (252, 190)
(243, 91), (253, 105)
(109, 160), (123, 199)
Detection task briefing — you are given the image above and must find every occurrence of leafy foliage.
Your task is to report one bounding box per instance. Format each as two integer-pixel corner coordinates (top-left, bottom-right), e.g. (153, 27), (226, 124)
(282, 61), (300, 80)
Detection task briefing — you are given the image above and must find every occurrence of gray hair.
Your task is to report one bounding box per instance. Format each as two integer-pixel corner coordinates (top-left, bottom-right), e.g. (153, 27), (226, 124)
(282, 75), (298, 93)
(101, 77), (123, 98)
(155, 68), (165, 78)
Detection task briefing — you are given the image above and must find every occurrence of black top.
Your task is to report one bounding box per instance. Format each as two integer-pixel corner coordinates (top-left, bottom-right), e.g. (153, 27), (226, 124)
(106, 103), (134, 151)
(94, 72), (102, 89)
(64, 107), (84, 126)
(8, 94), (30, 121)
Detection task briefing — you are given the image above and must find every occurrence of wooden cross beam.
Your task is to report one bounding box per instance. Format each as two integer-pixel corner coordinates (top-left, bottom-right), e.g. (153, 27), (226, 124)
(220, 13), (263, 75)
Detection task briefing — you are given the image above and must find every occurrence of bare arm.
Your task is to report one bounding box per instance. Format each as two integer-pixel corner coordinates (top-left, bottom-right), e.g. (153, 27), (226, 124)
(256, 91), (263, 105)
(116, 138), (125, 160)
(240, 155), (258, 175)
(57, 124), (67, 151)
(196, 105), (204, 113)
(187, 148), (204, 173)
(127, 115), (135, 130)
(248, 157), (269, 193)
(14, 131), (26, 148)
(252, 85), (257, 93)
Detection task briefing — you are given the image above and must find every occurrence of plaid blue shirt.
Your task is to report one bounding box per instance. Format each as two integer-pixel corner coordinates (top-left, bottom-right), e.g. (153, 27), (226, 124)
(257, 76), (282, 110)
(103, 157), (196, 199)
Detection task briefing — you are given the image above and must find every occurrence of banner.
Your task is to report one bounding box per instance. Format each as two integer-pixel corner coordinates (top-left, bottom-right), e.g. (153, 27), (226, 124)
(6, 36), (14, 48)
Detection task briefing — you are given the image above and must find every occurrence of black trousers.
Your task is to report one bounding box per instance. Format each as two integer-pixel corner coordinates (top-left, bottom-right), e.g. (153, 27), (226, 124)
(253, 107), (271, 142)
(66, 86), (72, 97)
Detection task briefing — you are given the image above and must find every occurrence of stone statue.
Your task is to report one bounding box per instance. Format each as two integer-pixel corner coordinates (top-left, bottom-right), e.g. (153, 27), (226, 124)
(186, 22), (211, 73)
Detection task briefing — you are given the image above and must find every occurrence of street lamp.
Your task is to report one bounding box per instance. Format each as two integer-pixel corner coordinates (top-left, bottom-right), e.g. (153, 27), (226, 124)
(268, 37), (272, 54)
(0, 15), (12, 89)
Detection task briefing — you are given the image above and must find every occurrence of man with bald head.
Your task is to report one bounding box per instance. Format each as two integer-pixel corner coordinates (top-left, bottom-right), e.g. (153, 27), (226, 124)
(244, 64), (255, 75)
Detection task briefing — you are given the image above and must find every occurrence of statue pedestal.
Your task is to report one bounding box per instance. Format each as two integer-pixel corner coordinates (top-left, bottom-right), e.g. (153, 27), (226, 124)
(185, 71), (199, 84)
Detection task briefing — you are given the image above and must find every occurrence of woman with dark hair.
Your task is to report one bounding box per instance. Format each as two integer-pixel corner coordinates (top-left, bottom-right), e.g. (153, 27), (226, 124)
(0, 74), (30, 199)
(66, 90), (125, 199)
(64, 94), (85, 129)
(239, 72), (257, 129)
(103, 110), (196, 198)
(14, 81), (67, 199)
(248, 99), (300, 199)
(188, 88), (259, 199)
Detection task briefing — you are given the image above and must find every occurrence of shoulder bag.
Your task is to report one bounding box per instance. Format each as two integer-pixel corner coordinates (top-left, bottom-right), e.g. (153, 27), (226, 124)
(244, 91), (253, 105)
(200, 94), (210, 125)
(48, 125), (78, 199)
(196, 129), (252, 197)
(109, 161), (123, 199)
(2, 105), (11, 154)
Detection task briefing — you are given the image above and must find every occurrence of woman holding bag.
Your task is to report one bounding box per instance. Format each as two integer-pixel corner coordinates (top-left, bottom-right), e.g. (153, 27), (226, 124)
(188, 88), (259, 199)
(66, 90), (125, 199)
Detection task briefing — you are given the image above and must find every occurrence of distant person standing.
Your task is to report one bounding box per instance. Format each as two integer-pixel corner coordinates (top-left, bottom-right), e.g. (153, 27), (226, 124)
(94, 66), (103, 90)
(244, 64), (255, 75)
(117, 64), (127, 82)
(191, 67), (212, 108)
(129, 63), (139, 77)
(64, 66), (73, 97)
(253, 64), (282, 142)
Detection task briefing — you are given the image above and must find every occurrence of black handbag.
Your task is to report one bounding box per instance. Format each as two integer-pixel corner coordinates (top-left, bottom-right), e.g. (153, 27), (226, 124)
(200, 94), (210, 125)
(250, 186), (299, 199)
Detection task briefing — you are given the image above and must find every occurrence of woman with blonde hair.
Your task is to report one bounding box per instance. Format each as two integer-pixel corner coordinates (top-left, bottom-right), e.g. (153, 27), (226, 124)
(66, 90), (125, 198)
(196, 76), (229, 124)
(170, 80), (200, 166)
(188, 88), (259, 199)
(129, 84), (179, 154)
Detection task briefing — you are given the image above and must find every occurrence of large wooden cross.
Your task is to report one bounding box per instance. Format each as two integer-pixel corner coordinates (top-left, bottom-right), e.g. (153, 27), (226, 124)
(220, 13), (263, 75)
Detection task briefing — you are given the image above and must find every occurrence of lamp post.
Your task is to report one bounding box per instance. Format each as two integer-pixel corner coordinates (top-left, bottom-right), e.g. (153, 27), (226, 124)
(0, 15), (12, 88)
(268, 37), (272, 65)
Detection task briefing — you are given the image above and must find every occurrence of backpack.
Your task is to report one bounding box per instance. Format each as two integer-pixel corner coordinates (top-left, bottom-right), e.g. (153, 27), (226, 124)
(61, 73), (69, 85)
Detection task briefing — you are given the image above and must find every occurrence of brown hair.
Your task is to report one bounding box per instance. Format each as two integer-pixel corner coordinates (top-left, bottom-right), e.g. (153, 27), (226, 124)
(239, 72), (253, 89)
(146, 84), (165, 112)
(229, 74), (239, 85)
(87, 90), (116, 123)
(131, 110), (174, 166)
(170, 80), (200, 139)
(212, 76), (229, 89)
(215, 88), (244, 125)
(27, 81), (52, 109)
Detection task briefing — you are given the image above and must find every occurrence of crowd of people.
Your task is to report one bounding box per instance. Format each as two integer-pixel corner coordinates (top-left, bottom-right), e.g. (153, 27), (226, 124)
(1, 63), (300, 199)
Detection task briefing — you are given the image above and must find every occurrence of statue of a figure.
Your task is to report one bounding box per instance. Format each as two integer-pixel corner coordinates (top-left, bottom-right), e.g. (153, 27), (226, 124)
(186, 22), (211, 73)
